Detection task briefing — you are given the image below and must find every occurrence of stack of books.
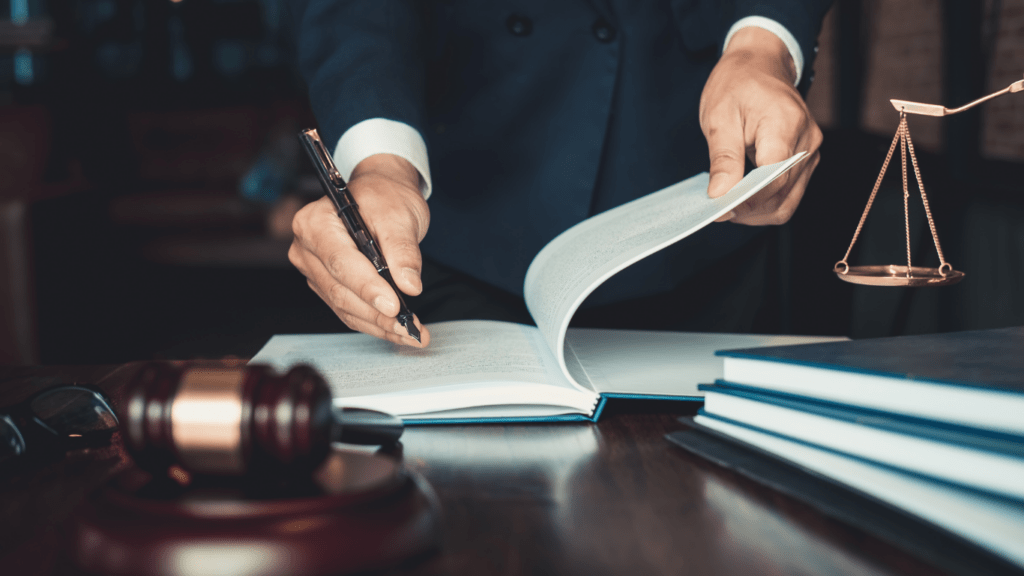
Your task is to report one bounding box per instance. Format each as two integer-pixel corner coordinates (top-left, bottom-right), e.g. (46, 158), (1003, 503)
(689, 326), (1024, 568)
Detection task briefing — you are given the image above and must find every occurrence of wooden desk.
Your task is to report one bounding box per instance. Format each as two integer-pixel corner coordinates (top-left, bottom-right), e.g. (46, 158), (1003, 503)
(0, 364), (1003, 576)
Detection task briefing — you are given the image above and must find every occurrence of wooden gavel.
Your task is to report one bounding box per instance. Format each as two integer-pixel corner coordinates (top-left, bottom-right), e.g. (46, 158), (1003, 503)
(120, 363), (402, 477)
(72, 364), (435, 576)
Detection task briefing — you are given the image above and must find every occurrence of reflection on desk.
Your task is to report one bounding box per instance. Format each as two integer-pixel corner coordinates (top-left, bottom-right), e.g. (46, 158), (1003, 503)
(396, 418), (961, 576)
(0, 364), (1003, 576)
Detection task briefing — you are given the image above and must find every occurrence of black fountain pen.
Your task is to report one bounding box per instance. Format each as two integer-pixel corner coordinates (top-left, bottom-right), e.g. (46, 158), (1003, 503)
(299, 128), (422, 343)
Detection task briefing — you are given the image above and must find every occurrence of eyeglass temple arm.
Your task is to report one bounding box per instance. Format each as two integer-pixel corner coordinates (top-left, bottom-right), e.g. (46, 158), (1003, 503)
(890, 74), (1024, 116)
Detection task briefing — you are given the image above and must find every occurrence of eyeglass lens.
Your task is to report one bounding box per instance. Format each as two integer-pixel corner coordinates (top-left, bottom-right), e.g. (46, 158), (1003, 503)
(29, 387), (118, 438)
(0, 415), (27, 464)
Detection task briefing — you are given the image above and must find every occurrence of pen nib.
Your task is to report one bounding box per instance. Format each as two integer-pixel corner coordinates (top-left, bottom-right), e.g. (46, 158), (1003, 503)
(399, 314), (421, 343)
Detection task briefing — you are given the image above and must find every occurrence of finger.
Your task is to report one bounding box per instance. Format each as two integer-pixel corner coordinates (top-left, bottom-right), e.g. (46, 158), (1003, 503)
(714, 210), (737, 223)
(297, 208), (407, 317)
(375, 221), (425, 297)
(704, 109), (747, 199)
(732, 150), (819, 226)
(344, 184), (428, 300)
(335, 308), (431, 348)
(752, 115), (799, 168)
(710, 124), (795, 223)
(747, 115), (801, 205)
(296, 246), (401, 331)
(304, 261), (430, 347)
(290, 193), (431, 347)
(725, 110), (811, 225)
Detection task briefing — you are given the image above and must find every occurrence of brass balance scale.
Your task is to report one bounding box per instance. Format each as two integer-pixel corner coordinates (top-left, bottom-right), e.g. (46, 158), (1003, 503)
(834, 75), (1024, 287)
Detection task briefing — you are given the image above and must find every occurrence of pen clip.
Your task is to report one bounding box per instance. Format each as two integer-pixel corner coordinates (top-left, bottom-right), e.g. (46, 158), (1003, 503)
(299, 128), (347, 189)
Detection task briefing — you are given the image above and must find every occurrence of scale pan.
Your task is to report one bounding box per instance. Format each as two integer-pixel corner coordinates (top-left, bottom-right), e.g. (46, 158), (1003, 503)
(835, 265), (964, 287)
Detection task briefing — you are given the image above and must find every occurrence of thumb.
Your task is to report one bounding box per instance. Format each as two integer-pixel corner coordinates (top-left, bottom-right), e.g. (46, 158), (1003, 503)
(375, 209), (426, 297)
(705, 120), (747, 200)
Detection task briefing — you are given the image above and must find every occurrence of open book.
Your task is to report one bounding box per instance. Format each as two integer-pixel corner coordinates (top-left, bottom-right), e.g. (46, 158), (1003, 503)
(251, 153), (844, 423)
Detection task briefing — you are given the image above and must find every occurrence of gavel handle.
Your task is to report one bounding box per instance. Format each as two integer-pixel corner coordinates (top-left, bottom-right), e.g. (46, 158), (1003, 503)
(332, 408), (404, 445)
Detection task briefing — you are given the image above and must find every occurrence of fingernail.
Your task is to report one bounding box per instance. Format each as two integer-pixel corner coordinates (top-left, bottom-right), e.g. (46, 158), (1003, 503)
(373, 295), (392, 315)
(717, 211), (736, 222)
(403, 268), (422, 292)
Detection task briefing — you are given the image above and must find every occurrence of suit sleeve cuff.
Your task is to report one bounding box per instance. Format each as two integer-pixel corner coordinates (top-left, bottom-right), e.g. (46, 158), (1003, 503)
(723, 16), (804, 86)
(333, 118), (433, 200)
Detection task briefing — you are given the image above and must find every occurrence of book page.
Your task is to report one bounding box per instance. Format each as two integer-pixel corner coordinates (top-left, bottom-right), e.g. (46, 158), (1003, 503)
(694, 415), (1024, 568)
(524, 153), (807, 388)
(566, 328), (847, 397)
(250, 320), (579, 399)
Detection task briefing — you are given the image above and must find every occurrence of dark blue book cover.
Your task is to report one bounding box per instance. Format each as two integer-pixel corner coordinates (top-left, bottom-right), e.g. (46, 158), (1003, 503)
(700, 382), (1024, 454)
(717, 326), (1024, 395)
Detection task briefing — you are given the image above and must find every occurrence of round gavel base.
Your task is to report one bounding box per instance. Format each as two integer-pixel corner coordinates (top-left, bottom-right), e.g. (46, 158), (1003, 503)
(71, 449), (440, 576)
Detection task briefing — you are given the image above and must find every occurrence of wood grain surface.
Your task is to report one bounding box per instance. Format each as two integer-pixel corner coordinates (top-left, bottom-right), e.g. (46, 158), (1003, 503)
(0, 364), (977, 576)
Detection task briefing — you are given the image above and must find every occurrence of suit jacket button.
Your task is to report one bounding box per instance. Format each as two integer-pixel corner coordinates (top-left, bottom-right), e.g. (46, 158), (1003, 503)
(592, 18), (616, 43)
(506, 14), (533, 37)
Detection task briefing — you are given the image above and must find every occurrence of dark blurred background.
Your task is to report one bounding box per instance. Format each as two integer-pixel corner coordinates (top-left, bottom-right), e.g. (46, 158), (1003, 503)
(0, 0), (1022, 365)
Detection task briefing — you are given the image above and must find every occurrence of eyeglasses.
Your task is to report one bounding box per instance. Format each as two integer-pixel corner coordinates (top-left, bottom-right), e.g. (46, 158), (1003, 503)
(0, 383), (119, 467)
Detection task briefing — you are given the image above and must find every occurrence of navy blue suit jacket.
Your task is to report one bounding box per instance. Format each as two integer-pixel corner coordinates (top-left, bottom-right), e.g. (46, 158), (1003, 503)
(292, 0), (833, 302)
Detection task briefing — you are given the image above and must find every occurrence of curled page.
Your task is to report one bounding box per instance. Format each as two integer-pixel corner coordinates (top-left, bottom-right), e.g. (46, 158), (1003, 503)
(524, 152), (808, 392)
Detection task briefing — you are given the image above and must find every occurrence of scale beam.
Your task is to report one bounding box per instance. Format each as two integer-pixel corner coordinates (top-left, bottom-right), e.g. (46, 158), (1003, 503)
(890, 75), (1024, 116)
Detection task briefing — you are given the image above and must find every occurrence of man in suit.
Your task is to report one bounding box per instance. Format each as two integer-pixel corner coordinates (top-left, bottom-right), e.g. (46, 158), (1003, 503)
(287, 1), (833, 347)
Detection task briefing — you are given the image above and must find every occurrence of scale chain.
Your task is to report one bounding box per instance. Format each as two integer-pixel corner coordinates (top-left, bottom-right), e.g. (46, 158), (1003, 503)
(903, 119), (950, 274)
(901, 115), (912, 276)
(836, 119), (902, 271)
(835, 112), (954, 280)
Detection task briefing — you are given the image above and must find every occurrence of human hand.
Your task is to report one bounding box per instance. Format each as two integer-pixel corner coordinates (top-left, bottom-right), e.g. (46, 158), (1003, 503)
(700, 26), (823, 225)
(289, 153), (431, 347)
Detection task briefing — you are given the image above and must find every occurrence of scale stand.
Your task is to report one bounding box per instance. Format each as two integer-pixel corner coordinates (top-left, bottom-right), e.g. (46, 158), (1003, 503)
(834, 74), (1024, 287)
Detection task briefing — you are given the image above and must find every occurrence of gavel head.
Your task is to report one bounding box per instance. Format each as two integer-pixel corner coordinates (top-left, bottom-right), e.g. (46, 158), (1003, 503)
(121, 363), (333, 478)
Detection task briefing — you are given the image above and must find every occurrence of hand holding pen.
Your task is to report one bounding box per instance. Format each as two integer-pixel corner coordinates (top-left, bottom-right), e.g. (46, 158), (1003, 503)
(289, 129), (430, 347)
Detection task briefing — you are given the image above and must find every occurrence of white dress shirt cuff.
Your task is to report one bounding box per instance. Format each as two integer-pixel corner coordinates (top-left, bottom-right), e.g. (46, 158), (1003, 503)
(333, 118), (433, 200)
(723, 16), (805, 86)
